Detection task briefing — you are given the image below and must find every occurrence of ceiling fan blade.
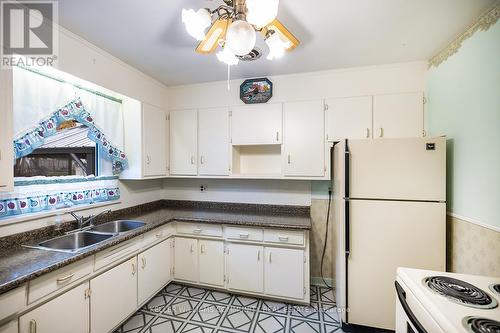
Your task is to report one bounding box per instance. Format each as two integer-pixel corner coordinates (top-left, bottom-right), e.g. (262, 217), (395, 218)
(196, 19), (230, 54)
(261, 19), (300, 51)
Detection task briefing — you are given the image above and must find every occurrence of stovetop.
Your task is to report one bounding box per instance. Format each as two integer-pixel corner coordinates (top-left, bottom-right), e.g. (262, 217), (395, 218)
(398, 268), (500, 333)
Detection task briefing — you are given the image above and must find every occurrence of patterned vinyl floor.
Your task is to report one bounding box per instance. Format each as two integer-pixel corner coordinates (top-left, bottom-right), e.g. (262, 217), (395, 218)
(114, 283), (346, 333)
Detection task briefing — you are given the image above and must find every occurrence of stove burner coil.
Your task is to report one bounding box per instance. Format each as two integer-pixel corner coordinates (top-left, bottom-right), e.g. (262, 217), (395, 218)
(490, 284), (500, 296)
(424, 276), (497, 309)
(463, 317), (500, 333)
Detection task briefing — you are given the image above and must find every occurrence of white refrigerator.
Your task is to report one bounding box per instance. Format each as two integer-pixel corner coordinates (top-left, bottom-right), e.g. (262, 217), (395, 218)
(332, 137), (447, 331)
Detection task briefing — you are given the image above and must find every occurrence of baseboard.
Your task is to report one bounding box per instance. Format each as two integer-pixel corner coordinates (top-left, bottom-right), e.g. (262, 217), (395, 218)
(310, 277), (335, 288)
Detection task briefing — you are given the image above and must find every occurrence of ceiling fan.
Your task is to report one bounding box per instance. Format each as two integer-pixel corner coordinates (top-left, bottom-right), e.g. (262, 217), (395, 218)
(182, 0), (300, 66)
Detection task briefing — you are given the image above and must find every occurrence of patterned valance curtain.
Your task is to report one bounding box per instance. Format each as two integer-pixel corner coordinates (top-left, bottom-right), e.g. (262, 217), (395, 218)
(12, 66), (127, 174)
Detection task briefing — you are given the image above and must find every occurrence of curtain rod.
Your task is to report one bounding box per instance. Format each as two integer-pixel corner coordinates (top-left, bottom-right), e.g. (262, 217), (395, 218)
(16, 65), (123, 104)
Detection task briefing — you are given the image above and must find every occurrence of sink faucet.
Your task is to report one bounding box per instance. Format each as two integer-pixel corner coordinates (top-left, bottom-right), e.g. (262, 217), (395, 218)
(69, 209), (112, 230)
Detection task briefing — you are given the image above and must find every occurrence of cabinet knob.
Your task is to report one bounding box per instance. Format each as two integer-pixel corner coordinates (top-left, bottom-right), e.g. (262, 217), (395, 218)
(141, 257), (146, 269)
(379, 128), (384, 138)
(190, 243), (195, 253)
(200, 244), (205, 254)
(257, 250), (260, 261)
(131, 261), (136, 275)
(146, 155), (151, 165)
(276, 131), (279, 142)
(191, 156), (195, 164)
(287, 154), (291, 164)
(269, 251), (272, 263)
(200, 156), (205, 164)
(366, 128), (370, 138)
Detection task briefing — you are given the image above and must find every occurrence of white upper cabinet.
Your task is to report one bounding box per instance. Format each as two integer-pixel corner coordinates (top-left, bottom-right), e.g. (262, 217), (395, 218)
(170, 110), (198, 175)
(326, 96), (373, 140)
(373, 92), (424, 138)
(198, 108), (230, 176)
(283, 100), (325, 177)
(231, 104), (282, 145)
(121, 100), (169, 179)
(143, 103), (169, 177)
(0, 68), (14, 191)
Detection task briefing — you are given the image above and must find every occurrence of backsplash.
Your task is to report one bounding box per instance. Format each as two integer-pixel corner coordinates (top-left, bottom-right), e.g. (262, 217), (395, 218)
(447, 215), (500, 277)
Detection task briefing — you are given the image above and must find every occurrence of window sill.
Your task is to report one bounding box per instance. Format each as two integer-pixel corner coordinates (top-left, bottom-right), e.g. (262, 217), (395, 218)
(0, 201), (122, 227)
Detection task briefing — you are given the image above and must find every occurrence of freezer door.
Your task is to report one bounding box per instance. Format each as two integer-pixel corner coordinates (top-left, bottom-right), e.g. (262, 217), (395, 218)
(348, 137), (446, 201)
(346, 200), (446, 330)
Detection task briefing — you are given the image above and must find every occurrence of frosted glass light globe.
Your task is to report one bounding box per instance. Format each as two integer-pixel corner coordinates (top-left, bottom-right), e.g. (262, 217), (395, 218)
(182, 8), (211, 41)
(225, 20), (256, 56)
(246, 0), (279, 28)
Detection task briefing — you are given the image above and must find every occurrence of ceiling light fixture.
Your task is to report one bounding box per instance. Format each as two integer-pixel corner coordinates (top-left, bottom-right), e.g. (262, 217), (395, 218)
(182, 0), (299, 64)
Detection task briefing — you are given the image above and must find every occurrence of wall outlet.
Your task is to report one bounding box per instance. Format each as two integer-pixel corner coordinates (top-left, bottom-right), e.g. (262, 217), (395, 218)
(200, 185), (207, 192)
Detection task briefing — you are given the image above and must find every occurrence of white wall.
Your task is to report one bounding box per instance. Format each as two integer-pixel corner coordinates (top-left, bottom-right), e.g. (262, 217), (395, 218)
(165, 62), (428, 204)
(164, 179), (312, 206)
(168, 62), (427, 110)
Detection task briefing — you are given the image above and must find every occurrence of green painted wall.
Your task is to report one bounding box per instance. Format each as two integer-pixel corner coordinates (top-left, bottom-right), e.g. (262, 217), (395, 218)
(427, 21), (500, 228)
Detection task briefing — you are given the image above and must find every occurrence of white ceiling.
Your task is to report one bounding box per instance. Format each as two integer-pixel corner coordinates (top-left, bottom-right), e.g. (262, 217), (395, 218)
(57, 0), (496, 86)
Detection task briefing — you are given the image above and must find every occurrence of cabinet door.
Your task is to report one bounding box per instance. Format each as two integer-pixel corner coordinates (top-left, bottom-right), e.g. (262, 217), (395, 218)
(170, 110), (198, 175)
(19, 283), (88, 333)
(231, 104), (282, 145)
(373, 92), (424, 138)
(326, 96), (373, 140)
(0, 320), (17, 333)
(174, 237), (198, 282)
(226, 243), (263, 293)
(138, 239), (172, 305)
(264, 247), (304, 299)
(199, 240), (224, 287)
(0, 68), (13, 191)
(91, 257), (137, 333)
(283, 100), (325, 177)
(143, 103), (168, 177)
(198, 108), (230, 176)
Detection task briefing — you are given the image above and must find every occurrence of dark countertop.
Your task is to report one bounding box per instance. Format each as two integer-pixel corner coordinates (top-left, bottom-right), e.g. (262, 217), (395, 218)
(0, 200), (310, 295)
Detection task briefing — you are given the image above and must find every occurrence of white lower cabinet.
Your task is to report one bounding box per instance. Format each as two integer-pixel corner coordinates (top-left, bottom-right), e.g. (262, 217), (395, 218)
(198, 240), (224, 287)
(90, 257), (137, 333)
(19, 283), (89, 333)
(264, 247), (305, 299)
(0, 320), (17, 333)
(174, 237), (198, 282)
(226, 243), (263, 294)
(138, 239), (172, 305)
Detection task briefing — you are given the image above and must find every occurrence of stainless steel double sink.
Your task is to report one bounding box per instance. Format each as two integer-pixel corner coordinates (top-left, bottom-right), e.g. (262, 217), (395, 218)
(26, 220), (146, 253)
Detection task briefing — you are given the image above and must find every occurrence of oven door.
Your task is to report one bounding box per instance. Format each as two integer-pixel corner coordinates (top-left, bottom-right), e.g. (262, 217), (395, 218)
(395, 280), (444, 333)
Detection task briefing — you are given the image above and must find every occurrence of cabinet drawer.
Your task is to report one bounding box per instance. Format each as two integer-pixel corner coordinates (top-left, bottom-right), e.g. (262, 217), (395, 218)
(176, 222), (222, 237)
(264, 229), (304, 245)
(28, 257), (92, 304)
(226, 226), (263, 242)
(0, 286), (25, 319)
(94, 237), (142, 271)
(143, 224), (174, 248)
